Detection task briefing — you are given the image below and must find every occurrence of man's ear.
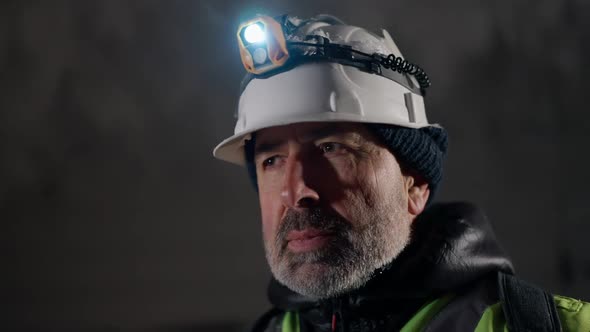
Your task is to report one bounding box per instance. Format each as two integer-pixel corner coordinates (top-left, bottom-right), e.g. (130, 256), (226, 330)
(405, 175), (430, 216)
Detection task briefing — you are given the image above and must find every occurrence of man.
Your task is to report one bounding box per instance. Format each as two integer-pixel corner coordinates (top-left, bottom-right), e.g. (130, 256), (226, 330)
(213, 14), (589, 331)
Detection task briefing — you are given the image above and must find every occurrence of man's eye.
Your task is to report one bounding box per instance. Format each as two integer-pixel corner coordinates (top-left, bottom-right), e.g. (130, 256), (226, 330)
(262, 156), (279, 168)
(319, 142), (345, 155)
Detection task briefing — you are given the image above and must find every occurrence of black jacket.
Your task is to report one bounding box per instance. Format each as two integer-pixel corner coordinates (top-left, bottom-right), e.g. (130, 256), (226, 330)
(252, 202), (515, 332)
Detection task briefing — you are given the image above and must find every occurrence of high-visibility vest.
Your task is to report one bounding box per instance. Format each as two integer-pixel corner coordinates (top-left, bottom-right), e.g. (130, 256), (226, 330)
(280, 273), (590, 332)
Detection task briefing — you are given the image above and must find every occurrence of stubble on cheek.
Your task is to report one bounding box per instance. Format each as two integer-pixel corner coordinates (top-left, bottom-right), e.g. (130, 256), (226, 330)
(262, 218), (280, 267)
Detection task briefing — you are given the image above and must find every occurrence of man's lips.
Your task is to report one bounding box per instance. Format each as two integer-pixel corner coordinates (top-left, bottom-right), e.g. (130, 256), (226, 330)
(286, 229), (333, 253)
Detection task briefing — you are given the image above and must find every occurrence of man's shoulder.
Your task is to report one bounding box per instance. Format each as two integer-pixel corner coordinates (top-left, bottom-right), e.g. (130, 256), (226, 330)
(475, 295), (590, 332)
(554, 295), (590, 332)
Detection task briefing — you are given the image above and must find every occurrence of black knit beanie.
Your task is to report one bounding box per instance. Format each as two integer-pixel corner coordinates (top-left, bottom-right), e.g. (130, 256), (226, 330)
(244, 124), (448, 205)
(366, 124), (448, 203)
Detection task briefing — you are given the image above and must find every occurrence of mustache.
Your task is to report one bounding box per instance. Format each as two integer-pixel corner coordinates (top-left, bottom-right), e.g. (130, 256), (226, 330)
(275, 208), (351, 251)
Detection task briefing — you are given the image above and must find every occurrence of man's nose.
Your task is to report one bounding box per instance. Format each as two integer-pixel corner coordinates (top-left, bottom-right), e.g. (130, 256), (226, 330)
(280, 154), (320, 209)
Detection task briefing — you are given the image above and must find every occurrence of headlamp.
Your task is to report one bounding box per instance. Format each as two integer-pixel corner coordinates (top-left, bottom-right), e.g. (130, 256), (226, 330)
(237, 16), (289, 75)
(236, 15), (431, 94)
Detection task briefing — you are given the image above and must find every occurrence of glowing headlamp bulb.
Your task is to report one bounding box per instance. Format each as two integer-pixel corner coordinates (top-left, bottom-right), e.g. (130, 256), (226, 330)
(244, 23), (266, 44)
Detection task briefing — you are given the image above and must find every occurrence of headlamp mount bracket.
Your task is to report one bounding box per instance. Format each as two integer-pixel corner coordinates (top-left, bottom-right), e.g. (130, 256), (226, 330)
(241, 39), (429, 96)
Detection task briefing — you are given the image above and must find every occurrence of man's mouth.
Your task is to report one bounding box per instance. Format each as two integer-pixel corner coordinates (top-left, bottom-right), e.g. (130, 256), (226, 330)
(286, 229), (334, 253)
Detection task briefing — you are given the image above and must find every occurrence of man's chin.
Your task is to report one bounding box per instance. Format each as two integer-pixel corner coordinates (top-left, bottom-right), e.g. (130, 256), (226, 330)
(273, 260), (357, 299)
(289, 260), (333, 277)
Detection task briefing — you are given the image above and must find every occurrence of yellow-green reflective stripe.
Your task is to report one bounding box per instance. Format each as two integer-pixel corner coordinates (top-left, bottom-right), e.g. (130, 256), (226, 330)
(281, 311), (300, 332)
(400, 294), (456, 332)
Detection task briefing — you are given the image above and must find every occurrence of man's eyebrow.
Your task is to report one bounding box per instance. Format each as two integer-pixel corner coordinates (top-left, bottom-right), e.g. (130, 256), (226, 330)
(255, 126), (358, 155)
(303, 126), (362, 145)
(254, 140), (284, 155)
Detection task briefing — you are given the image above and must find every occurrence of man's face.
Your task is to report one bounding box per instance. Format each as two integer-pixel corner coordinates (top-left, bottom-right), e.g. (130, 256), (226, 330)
(254, 122), (418, 299)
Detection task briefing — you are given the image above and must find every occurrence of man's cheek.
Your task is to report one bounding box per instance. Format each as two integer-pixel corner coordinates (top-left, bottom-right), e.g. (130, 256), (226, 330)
(261, 216), (275, 244)
(260, 204), (279, 244)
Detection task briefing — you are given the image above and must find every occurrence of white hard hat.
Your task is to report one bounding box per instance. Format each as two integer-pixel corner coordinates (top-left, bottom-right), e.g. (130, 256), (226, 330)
(213, 15), (442, 165)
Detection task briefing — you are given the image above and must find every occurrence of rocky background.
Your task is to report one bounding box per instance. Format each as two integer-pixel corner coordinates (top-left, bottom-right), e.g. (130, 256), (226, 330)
(3, 0), (589, 331)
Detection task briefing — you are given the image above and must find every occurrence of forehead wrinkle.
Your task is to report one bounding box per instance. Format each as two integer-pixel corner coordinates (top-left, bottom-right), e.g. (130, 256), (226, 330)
(255, 123), (366, 155)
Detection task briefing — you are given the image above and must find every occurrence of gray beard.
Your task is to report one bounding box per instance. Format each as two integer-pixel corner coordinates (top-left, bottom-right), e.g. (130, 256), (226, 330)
(264, 206), (412, 299)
